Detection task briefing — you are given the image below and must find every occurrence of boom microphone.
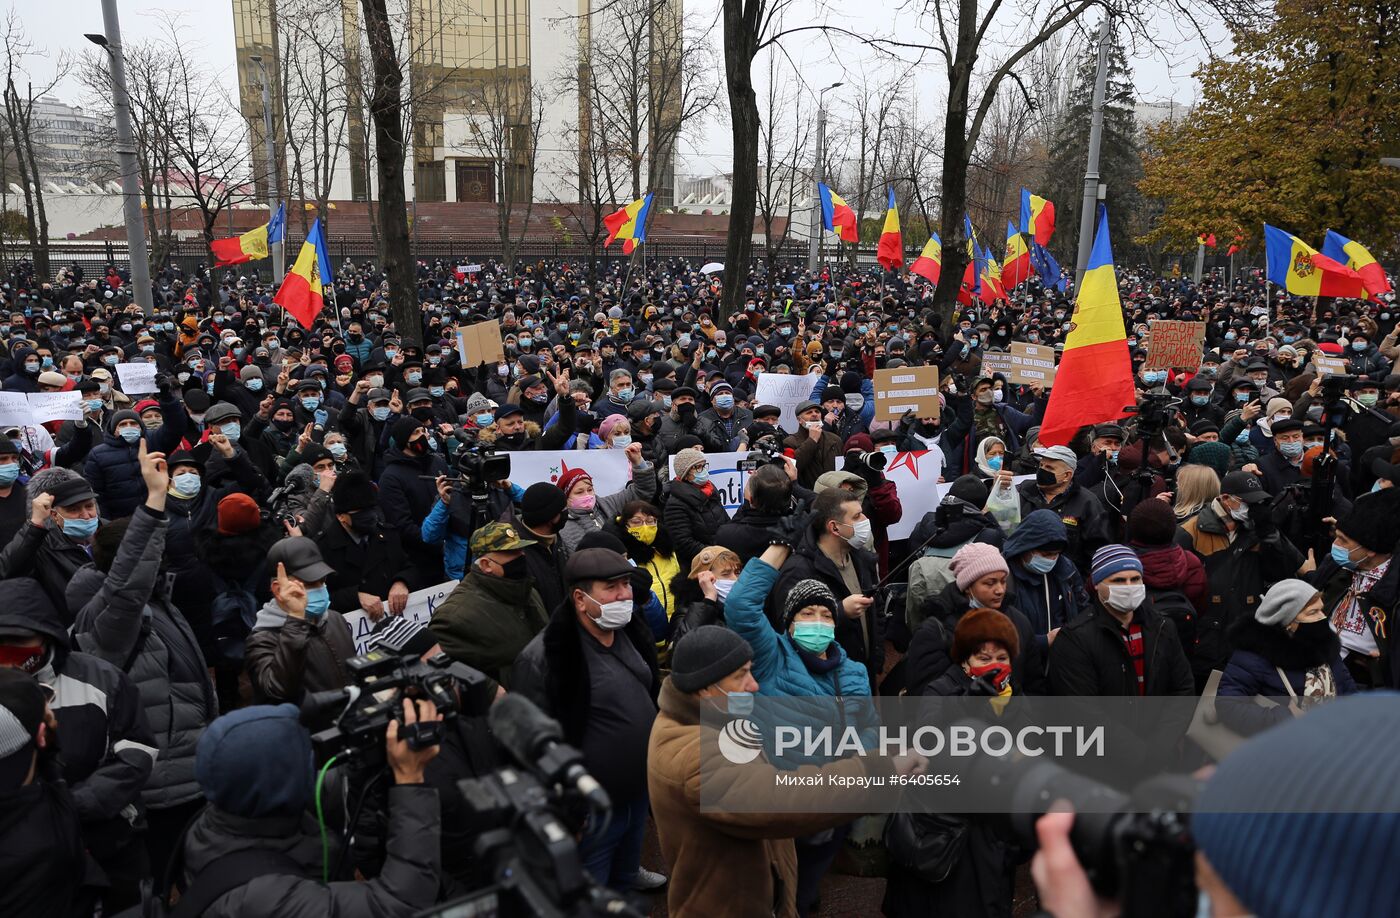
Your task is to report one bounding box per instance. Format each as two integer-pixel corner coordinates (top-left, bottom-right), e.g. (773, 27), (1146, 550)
(488, 693), (611, 811)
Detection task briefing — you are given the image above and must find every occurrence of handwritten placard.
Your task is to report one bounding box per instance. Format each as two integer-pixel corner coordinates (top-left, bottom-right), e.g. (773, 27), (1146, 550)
(27, 391), (82, 423)
(115, 362), (159, 395)
(754, 372), (819, 431)
(873, 366), (940, 421)
(1009, 342), (1058, 386)
(1144, 320), (1206, 371)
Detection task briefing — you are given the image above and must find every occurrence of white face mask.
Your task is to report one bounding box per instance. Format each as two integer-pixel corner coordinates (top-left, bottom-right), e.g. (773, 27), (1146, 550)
(1104, 583), (1146, 613)
(582, 591), (632, 630)
(844, 517), (873, 549)
(1227, 501), (1251, 522)
(714, 578), (737, 602)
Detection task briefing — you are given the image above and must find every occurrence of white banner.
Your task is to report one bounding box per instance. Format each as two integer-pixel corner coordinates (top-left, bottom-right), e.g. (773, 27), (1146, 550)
(342, 579), (458, 656)
(670, 450), (752, 514)
(505, 449), (632, 499)
(754, 372), (818, 432)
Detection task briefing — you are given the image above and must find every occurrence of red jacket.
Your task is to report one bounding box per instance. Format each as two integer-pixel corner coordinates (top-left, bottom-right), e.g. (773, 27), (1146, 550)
(1133, 541), (1209, 617)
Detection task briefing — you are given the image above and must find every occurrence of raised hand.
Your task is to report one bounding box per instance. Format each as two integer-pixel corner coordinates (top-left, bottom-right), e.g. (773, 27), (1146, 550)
(275, 561), (308, 619)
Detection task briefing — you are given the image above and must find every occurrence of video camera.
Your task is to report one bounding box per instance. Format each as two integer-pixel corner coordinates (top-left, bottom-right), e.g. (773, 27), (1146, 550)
(452, 443), (511, 491)
(737, 434), (787, 472)
(302, 649), (489, 768)
(425, 694), (644, 918)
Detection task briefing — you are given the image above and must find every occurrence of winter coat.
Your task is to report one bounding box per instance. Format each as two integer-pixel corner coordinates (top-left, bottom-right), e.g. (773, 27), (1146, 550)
(1218, 617), (1356, 735)
(695, 406), (754, 452)
(664, 478), (731, 568)
(725, 557), (872, 700)
(905, 581), (1045, 696)
(905, 508), (1005, 631)
(245, 598), (356, 707)
(1134, 541), (1209, 619)
(773, 527), (885, 688)
(557, 459), (658, 553)
(783, 428), (844, 488)
(314, 519), (414, 614)
(0, 779), (86, 918)
(1048, 599), (1196, 698)
(179, 786), (441, 918)
(429, 569), (549, 689)
(83, 395), (186, 519)
(1015, 479), (1115, 575)
(510, 596), (660, 748)
(1002, 509), (1091, 658)
(499, 507), (571, 614)
(655, 411), (702, 457)
(8, 577), (156, 864)
(377, 450), (450, 587)
(0, 518), (99, 624)
(68, 505), (217, 810)
(647, 678), (886, 918)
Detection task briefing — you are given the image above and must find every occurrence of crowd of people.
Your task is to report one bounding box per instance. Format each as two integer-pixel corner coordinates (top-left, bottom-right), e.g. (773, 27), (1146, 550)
(1, 252), (1398, 918)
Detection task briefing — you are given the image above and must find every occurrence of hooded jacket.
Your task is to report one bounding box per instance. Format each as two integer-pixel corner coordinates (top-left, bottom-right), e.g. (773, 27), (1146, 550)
(83, 395), (187, 519)
(244, 597), (356, 707)
(1, 345), (40, 392)
(1002, 509), (1091, 657)
(69, 505), (217, 810)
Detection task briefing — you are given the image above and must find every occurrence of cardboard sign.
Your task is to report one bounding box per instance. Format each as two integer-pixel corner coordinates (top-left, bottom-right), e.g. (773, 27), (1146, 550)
(1314, 355), (1349, 376)
(980, 351), (1014, 378)
(754, 372), (819, 431)
(873, 366), (940, 421)
(455, 321), (506, 367)
(1009, 342), (1058, 386)
(1143, 320), (1206, 371)
(115, 362), (159, 395)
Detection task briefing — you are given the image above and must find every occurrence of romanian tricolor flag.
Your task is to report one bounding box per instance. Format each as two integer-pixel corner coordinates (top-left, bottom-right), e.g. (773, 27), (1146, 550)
(211, 202), (285, 267)
(1322, 229), (1391, 300)
(1226, 234), (1245, 257)
(604, 193), (654, 254)
(876, 187), (903, 269)
(1197, 233), (1216, 248)
(1038, 206), (1135, 447)
(818, 183), (859, 243)
(1264, 225), (1367, 299)
(273, 218), (333, 329)
(1003, 221), (1032, 287)
(980, 244), (1007, 302)
(911, 234), (941, 284)
(1019, 188), (1055, 245)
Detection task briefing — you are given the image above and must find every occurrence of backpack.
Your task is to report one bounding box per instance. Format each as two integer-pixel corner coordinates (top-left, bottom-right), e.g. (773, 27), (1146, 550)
(1146, 585), (1196, 658)
(208, 569), (260, 664)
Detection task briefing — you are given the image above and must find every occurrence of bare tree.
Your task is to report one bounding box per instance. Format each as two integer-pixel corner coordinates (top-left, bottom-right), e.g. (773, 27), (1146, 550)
(1, 10), (66, 280)
(755, 53), (808, 276)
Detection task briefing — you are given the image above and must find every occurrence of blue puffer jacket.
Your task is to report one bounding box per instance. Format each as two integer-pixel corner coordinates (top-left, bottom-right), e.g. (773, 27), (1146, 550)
(1002, 509), (1091, 655)
(725, 557), (870, 699)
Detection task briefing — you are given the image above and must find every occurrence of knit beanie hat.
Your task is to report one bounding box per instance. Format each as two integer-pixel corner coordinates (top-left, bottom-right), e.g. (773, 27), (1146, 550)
(217, 492), (262, 535)
(520, 482), (566, 527)
(952, 608), (1020, 663)
(557, 467), (592, 498)
(598, 414), (628, 441)
(1265, 397), (1293, 419)
(673, 448), (706, 482)
(389, 416), (421, 450)
(1089, 544), (1143, 585)
(947, 474), (990, 509)
(670, 625), (754, 693)
(781, 579), (840, 627)
(1187, 441), (1231, 480)
(1192, 693), (1400, 918)
(464, 391), (492, 415)
(950, 542), (1009, 591)
(1335, 487), (1400, 553)
(239, 364), (263, 382)
(196, 704), (314, 818)
(1255, 579), (1321, 628)
(1126, 498), (1178, 546)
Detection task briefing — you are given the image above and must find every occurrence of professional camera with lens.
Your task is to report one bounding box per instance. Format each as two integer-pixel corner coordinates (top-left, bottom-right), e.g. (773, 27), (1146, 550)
(455, 444), (511, 493)
(303, 649), (490, 768)
(738, 434), (787, 472)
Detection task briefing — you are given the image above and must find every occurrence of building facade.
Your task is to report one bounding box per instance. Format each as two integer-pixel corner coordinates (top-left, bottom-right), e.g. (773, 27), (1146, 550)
(31, 97), (107, 181)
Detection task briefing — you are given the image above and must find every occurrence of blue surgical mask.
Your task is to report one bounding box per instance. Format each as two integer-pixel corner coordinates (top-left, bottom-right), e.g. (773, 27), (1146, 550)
(141, 344), (155, 354)
(62, 516), (99, 540)
(371, 406), (391, 422)
(880, 444), (898, 458)
(385, 348), (398, 360)
(1025, 553), (1058, 575)
(244, 376), (265, 392)
(0, 463), (18, 485)
(429, 386), (445, 398)
(406, 371), (422, 385)
(1278, 440), (1305, 459)
(612, 434), (632, 448)
(1353, 341), (1368, 352)
(221, 422), (241, 441)
(714, 394), (734, 410)
(1235, 391), (1250, 403)
(987, 454), (1003, 471)
(519, 338), (533, 349)
(1234, 429), (1250, 445)
(1373, 480), (1386, 493)
(41, 356), (52, 368)
(118, 427), (141, 444)
(1331, 542), (1361, 570)
(1191, 394), (1209, 405)
(301, 396), (321, 411)
(328, 442), (347, 459)
(304, 584), (331, 619)
(85, 398), (103, 412)
(475, 412), (494, 427)
(171, 472), (202, 498)
(662, 396), (673, 409)
(1142, 370), (1165, 384)
(692, 469), (710, 484)
(103, 355), (119, 366)
(616, 387), (634, 402)
(725, 691), (754, 716)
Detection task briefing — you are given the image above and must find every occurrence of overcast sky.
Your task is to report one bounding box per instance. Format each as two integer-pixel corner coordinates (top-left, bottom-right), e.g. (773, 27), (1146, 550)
(18, 0), (1229, 181)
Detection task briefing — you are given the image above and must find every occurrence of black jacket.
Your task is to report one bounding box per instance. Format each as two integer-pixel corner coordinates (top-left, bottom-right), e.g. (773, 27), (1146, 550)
(0, 778), (87, 918)
(500, 507), (570, 615)
(1048, 599), (1195, 698)
(0, 519), (97, 624)
(663, 478), (730, 569)
(376, 450), (450, 588)
(773, 527), (885, 688)
(904, 581), (1045, 697)
(314, 518), (414, 613)
(1015, 479), (1115, 575)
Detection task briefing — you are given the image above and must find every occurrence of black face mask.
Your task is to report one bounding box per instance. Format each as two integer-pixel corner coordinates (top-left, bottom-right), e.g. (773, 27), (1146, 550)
(676, 403), (696, 421)
(501, 556), (529, 580)
(1292, 617), (1334, 647)
(348, 509), (379, 534)
(411, 406), (434, 423)
(1036, 467), (1059, 488)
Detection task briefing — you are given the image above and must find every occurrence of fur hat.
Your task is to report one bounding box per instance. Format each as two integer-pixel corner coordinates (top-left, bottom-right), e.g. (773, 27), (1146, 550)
(1335, 487), (1400, 553)
(952, 607), (1020, 663)
(331, 471), (377, 513)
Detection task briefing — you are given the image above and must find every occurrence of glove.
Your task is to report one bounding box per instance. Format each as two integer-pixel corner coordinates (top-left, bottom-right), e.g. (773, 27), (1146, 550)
(154, 373), (172, 395)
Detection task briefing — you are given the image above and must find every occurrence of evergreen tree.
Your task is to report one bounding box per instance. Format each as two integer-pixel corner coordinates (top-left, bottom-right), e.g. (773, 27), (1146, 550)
(1042, 26), (1144, 263)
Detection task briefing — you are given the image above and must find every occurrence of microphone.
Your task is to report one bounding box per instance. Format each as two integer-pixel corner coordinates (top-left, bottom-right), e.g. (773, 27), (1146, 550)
(489, 693), (610, 811)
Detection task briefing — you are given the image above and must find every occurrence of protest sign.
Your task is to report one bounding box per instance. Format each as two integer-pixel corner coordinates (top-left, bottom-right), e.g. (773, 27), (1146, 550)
(980, 351), (1014, 378)
(505, 449), (631, 499)
(28, 391), (82, 423)
(1314, 355), (1349, 376)
(873, 367), (940, 421)
(755, 372), (818, 431)
(115, 362), (159, 395)
(1143, 320), (1206, 371)
(455, 321), (506, 367)
(342, 580), (458, 655)
(1009, 342), (1058, 386)
(0, 392), (30, 428)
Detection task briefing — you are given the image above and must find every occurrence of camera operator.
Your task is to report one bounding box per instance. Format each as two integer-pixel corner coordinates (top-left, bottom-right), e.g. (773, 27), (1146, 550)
(715, 462), (809, 564)
(178, 700), (442, 917)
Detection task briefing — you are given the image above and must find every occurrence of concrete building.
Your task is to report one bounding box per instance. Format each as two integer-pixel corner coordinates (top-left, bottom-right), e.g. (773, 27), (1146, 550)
(30, 97), (108, 181)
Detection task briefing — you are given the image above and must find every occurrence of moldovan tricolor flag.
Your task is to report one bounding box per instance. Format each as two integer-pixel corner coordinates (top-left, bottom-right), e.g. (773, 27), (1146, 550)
(818, 183), (859, 243)
(911, 234), (941, 284)
(273, 218), (333, 329)
(876, 187), (903, 269)
(1003, 221), (1032, 287)
(1019, 188), (1055, 245)
(1322, 229), (1391, 300)
(1264, 225), (1367, 299)
(604, 193), (654, 254)
(1038, 206), (1135, 447)
(211, 202), (285, 266)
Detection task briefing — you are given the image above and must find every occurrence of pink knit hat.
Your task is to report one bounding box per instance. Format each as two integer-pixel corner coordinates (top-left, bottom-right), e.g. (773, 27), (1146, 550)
(598, 414), (628, 441)
(950, 542), (1010, 591)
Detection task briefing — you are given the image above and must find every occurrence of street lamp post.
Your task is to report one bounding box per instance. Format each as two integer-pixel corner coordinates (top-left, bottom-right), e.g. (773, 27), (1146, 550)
(86, 0), (152, 315)
(1074, 10), (1112, 290)
(248, 55), (284, 283)
(807, 82), (843, 273)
